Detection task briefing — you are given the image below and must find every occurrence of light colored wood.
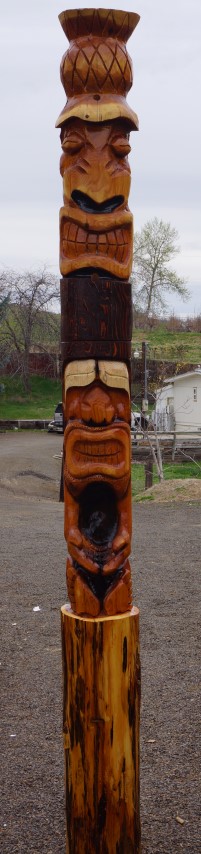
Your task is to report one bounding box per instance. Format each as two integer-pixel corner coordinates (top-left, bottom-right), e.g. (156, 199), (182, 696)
(99, 360), (130, 394)
(64, 360), (96, 393)
(61, 605), (141, 853)
(56, 94), (138, 131)
(64, 360), (130, 394)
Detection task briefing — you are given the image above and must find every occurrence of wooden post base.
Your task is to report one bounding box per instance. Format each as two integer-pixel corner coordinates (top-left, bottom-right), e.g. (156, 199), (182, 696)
(61, 605), (141, 854)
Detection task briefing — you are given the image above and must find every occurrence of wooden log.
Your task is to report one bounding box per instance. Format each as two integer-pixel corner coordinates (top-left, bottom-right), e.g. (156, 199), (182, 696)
(61, 605), (141, 854)
(60, 275), (132, 341)
(60, 275), (132, 366)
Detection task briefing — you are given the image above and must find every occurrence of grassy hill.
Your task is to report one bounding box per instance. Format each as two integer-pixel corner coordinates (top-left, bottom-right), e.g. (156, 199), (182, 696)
(132, 326), (201, 364)
(0, 376), (61, 420)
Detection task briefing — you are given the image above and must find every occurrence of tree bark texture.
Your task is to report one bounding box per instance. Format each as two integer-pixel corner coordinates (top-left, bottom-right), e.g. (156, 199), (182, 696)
(61, 605), (141, 854)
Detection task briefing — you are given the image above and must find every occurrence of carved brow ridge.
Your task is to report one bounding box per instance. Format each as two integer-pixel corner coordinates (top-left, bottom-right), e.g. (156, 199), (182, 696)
(71, 190), (124, 214)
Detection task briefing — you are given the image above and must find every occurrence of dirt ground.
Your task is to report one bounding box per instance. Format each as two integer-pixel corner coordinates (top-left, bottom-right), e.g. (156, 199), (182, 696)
(0, 431), (200, 853)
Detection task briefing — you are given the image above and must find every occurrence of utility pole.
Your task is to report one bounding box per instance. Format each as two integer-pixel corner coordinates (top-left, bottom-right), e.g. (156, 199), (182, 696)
(141, 341), (149, 428)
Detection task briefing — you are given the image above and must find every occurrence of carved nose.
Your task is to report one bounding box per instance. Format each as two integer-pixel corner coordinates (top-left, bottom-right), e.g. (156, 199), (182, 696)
(81, 388), (115, 425)
(71, 190), (124, 214)
(81, 400), (115, 424)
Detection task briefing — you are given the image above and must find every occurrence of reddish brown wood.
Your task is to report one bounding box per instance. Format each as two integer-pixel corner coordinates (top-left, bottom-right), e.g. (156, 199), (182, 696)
(60, 276), (132, 340)
(56, 8), (139, 130)
(59, 119), (133, 279)
(61, 339), (132, 364)
(57, 6), (141, 850)
(61, 605), (141, 854)
(63, 379), (132, 617)
(57, 7), (139, 280)
(59, 8), (140, 49)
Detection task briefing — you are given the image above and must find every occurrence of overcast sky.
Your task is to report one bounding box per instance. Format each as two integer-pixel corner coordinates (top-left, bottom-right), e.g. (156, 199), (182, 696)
(0, 0), (200, 316)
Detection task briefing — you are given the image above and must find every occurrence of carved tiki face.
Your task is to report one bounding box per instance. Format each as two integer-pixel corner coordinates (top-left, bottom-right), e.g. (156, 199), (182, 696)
(57, 7), (139, 280)
(63, 361), (132, 584)
(63, 360), (131, 500)
(60, 118), (133, 279)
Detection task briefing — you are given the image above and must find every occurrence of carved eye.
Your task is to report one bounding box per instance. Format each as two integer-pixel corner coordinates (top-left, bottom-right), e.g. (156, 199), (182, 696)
(111, 137), (131, 158)
(62, 135), (84, 154)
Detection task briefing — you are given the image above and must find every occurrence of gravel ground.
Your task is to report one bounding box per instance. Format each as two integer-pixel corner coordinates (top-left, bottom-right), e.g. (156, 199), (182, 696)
(0, 433), (200, 853)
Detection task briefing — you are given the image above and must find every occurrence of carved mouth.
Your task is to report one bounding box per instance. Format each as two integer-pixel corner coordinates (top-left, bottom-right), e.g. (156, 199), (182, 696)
(74, 439), (122, 466)
(64, 422), (130, 489)
(60, 206), (133, 278)
(71, 190), (124, 214)
(61, 220), (130, 263)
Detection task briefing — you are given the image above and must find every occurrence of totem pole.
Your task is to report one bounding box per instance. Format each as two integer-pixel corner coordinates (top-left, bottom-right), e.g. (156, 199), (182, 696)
(57, 9), (141, 852)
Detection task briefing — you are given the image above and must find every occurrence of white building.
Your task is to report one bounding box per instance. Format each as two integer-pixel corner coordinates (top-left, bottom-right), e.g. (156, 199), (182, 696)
(153, 369), (201, 433)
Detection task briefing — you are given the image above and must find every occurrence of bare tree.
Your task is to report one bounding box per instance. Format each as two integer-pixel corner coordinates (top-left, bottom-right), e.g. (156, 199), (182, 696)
(132, 218), (189, 316)
(0, 275), (11, 371)
(0, 274), (10, 322)
(0, 267), (60, 390)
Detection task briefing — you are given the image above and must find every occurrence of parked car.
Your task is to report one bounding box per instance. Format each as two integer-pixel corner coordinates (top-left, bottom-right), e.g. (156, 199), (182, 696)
(48, 402), (63, 433)
(131, 411), (141, 430)
(131, 409), (150, 439)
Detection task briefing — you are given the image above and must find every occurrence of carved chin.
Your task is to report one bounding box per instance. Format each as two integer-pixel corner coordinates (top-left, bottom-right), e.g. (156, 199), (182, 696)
(60, 206), (133, 279)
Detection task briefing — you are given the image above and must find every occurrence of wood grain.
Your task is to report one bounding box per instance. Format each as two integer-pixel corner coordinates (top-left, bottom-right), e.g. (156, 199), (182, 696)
(59, 119), (133, 279)
(59, 9), (140, 48)
(61, 605), (141, 853)
(56, 8), (139, 131)
(60, 275), (132, 342)
(61, 340), (132, 364)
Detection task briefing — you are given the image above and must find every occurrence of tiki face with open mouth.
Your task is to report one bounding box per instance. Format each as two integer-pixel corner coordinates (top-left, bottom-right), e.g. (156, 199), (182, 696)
(63, 362), (132, 614)
(60, 118), (133, 279)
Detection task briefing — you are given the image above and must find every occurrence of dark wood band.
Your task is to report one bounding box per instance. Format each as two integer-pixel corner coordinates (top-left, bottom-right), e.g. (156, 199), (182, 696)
(60, 276), (133, 351)
(61, 339), (131, 363)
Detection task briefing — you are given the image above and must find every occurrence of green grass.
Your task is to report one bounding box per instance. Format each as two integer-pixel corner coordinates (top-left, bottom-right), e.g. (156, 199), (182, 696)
(132, 326), (201, 363)
(0, 375), (61, 419)
(131, 460), (201, 497)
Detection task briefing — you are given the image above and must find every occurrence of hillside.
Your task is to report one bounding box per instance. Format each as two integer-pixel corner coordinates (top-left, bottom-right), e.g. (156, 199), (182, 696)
(132, 325), (201, 364)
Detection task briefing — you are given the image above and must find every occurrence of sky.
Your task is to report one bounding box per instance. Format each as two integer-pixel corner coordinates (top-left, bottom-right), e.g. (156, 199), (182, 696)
(0, 0), (201, 317)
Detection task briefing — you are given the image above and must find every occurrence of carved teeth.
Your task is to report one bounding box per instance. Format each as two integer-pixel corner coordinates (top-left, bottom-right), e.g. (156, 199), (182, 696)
(73, 440), (122, 467)
(61, 221), (129, 262)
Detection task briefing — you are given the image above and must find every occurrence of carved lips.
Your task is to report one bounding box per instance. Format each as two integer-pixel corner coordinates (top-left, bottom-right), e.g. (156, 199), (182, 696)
(64, 421), (130, 495)
(60, 207), (132, 277)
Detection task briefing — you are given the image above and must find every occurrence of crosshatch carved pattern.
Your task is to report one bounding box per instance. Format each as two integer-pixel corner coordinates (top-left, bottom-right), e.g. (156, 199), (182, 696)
(61, 38), (133, 97)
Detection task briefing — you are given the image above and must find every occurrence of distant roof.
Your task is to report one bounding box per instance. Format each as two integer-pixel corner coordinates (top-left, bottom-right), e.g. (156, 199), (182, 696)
(164, 369), (201, 385)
